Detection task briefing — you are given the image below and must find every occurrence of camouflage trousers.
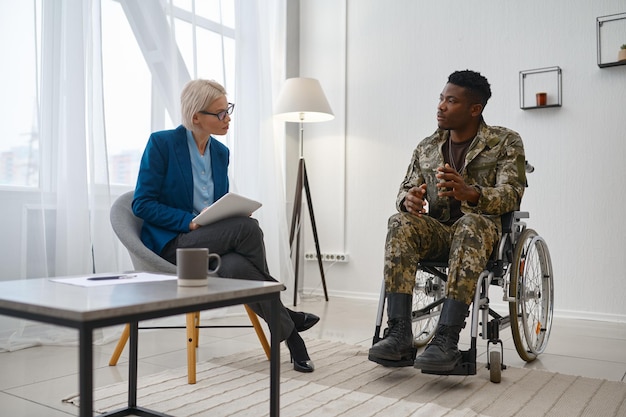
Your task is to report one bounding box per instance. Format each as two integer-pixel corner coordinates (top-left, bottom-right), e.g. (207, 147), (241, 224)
(384, 212), (499, 305)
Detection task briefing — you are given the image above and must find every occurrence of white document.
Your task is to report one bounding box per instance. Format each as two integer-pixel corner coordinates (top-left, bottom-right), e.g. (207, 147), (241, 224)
(192, 192), (262, 226)
(51, 272), (177, 287)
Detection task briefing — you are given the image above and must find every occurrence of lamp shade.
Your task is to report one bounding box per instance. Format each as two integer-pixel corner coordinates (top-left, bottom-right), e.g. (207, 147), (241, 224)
(274, 77), (334, 123)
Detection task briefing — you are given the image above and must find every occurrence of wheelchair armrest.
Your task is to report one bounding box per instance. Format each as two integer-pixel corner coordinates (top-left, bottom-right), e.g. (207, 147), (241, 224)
(501, 211), (529, 233)
(514, 211), (529, 219)
(419, 260), (449, 268)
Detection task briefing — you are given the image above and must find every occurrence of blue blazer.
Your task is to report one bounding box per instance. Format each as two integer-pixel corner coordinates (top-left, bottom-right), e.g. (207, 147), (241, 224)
(133, 125), (229, 254)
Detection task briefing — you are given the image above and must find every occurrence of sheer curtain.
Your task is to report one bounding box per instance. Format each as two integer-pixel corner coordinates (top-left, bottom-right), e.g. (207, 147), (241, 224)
(233, 0), (295, 297)
(0, 0), (293, 351)
(0, 0), (120, 351)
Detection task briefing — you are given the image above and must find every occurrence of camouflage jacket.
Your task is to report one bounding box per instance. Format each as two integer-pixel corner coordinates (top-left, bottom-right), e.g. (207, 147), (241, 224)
(396, 120), (526, 229)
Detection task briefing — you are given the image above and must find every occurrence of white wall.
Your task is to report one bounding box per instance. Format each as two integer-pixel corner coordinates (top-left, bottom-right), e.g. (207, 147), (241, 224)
(297, 0), (626, 321)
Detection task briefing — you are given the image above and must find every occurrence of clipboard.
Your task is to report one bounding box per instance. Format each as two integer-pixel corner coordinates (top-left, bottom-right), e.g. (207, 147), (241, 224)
(192, 192), (262, 226)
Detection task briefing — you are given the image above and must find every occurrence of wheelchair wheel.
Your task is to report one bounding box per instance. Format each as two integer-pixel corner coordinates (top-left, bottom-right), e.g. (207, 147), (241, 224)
(489, 351), (502, 383)
(509, 228), (554, 362)
(412, 269), (446, 346)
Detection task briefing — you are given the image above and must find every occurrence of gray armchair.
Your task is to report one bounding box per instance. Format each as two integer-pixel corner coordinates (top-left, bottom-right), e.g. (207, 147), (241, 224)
(109, 191), (177, 273)
(108, 191), (270, 384)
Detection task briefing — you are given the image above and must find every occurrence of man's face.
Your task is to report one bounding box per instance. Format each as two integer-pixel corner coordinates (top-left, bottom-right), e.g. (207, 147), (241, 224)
(436, 83), (479, 131)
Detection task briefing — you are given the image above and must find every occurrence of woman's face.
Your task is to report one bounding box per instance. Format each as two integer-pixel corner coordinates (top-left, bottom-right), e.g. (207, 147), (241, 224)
(192, 94), (231, 138)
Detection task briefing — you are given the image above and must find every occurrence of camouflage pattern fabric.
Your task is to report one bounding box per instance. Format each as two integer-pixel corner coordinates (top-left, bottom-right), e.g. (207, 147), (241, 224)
(385, 121), (526, 305)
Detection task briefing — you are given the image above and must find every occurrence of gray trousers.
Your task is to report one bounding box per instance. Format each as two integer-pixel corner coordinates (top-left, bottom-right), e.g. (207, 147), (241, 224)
(160, 216), (294, 341)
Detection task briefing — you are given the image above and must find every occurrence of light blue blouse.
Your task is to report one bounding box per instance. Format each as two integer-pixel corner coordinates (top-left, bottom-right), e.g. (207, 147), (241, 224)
(186, 129), (215, 214)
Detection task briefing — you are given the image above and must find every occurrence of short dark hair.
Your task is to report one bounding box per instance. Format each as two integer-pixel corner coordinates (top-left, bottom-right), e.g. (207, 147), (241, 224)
(448, 70), (491, 107)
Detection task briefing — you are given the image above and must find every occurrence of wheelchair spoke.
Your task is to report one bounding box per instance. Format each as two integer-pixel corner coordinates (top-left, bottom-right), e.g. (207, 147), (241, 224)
(412, 269), (446, 347)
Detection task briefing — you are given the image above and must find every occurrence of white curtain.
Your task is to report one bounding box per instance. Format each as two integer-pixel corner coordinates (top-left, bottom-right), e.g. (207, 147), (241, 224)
(0, 0), (121, 351)
(0, 0), (293, 351)
(233, 0), (295, 298)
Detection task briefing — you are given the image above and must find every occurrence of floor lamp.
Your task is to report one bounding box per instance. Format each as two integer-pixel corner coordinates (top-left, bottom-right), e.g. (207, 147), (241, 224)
(275, 78), (334, 306)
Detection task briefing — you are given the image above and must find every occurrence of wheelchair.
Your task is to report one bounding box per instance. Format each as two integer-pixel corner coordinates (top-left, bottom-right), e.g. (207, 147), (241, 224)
(372, 210), (554, 383)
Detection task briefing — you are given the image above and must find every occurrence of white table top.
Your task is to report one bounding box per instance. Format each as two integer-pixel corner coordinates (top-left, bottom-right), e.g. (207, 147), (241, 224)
(0, 274), (284, 324)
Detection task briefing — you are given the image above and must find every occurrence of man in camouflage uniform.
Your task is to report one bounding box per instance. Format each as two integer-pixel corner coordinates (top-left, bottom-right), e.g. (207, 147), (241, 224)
(368, 70), (526, 373)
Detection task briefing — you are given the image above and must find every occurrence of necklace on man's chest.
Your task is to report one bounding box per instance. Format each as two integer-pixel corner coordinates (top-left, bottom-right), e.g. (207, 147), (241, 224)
(447, 136), (470, 174)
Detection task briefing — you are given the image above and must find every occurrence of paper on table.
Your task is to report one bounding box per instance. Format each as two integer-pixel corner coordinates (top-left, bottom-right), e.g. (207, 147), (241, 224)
(50, 272), (177, 287)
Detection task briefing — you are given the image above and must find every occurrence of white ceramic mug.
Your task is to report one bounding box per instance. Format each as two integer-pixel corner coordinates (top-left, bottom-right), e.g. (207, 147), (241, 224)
(176, 248), (221, 287)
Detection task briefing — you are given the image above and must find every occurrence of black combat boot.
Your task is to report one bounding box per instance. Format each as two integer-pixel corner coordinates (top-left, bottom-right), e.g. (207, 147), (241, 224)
(413, 298), (469, 372)
(368, 293), (414, 364)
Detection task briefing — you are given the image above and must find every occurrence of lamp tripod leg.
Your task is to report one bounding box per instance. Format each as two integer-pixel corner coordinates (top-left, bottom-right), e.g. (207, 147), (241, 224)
(290, 159), (305, 306)
(289, 158), (329, 305)
(302, 159), (329, 302)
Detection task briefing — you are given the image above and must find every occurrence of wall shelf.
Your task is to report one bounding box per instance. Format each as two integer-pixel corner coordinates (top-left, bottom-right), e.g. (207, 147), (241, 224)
(596, 13), (626, 68)
(519, 66), (562, 110)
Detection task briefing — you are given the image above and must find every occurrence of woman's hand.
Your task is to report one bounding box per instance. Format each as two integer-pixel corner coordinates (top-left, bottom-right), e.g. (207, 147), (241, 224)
(190, 206), (210, 231)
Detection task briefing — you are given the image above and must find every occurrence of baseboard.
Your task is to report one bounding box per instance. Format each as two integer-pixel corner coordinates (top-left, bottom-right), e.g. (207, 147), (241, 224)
(301, 287), (626, 323)
(300, 287), (380, 302)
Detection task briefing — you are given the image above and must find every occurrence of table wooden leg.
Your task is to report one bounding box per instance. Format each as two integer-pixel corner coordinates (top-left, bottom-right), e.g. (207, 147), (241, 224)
(186, 313), (197, 384)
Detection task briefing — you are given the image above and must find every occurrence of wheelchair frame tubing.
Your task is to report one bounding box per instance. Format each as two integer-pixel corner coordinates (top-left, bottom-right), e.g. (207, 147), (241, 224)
(372, 279), (387, 345)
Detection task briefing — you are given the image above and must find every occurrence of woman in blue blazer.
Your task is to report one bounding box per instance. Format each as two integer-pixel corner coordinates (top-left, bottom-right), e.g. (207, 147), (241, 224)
(133, 79), (317, 372)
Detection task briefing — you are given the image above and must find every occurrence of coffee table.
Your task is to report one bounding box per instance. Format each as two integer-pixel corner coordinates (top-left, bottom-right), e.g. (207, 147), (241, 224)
(0, 275), (284, 417)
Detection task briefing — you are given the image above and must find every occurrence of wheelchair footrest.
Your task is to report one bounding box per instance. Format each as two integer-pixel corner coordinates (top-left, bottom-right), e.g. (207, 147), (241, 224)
(420, 349), (477, 376)
(368, 347), (417, 368)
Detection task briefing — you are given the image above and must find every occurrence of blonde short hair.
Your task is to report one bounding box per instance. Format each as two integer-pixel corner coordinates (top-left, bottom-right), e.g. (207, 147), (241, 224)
(180, 79), (227, 130)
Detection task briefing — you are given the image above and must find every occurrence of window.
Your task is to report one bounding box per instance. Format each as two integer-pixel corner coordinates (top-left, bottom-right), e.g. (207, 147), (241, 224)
(102, 0), (236, 186)
(0, 1), (41, 187)
(0, 0), (236, 188)
(101, 0), (152, 186)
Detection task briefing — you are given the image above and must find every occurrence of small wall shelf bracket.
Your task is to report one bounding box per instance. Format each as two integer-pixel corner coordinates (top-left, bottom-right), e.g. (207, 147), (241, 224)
(596, 12), (626, 68)
(519, 66), (562, 110)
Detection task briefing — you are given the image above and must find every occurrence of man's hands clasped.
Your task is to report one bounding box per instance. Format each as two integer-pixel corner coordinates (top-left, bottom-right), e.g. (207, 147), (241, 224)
(403, 164), (480, 217)
(435, 164), (479, 204)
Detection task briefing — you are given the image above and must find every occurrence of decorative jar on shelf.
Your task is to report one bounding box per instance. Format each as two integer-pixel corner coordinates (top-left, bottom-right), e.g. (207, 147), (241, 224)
(619, 44), (626, 62)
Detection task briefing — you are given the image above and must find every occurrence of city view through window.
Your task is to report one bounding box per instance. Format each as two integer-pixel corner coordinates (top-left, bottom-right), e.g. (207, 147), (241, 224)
(0, 0), (234, 188)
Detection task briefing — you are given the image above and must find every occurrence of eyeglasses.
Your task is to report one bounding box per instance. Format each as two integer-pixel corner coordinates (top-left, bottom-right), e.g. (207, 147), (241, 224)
(198, 103), (235, 121)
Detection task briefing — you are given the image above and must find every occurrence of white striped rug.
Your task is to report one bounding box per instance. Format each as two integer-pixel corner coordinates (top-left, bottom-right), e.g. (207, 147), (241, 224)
(64, 339), (626, 416)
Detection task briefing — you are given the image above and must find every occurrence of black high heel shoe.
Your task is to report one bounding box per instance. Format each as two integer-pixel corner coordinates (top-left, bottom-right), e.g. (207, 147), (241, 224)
(287, 309), (320, 333)
(286, 331), (314, 373)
